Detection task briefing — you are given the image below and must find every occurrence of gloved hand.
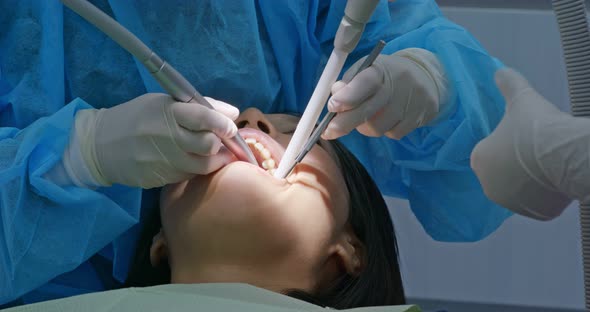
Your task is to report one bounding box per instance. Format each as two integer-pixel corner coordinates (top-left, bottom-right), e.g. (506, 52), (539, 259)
(322, 48), (449, 140)
(63, 93), (239, 189)
(471, 68), (590, 220)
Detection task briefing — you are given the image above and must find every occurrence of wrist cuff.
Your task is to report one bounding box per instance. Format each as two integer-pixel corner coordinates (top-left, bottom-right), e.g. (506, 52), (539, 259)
(62, 109), (105, 188)
(394, 48), (453, 124)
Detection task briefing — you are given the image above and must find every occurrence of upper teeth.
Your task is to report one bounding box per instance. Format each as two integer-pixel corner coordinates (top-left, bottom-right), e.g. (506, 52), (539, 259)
(245, 137), (277, 174)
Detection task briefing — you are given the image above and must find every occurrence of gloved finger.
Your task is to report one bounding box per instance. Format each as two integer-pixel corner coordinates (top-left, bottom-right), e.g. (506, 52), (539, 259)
(354, 90), (400, 137)
(194, 148), (234, 175)
(173, 147), (234, 175)
(354, 80), (410, 137)
(175, 127), (224, 156)
(358, 116), (401, 137)
(330, 80), (347, 94)
(329, 66), (382, 112)
(495, 68), (532, 109)
(322, 90), (387, 140)
(385, 117), (420, 140)
(203, 96), (240, 121)
(173, 102), (238, 138)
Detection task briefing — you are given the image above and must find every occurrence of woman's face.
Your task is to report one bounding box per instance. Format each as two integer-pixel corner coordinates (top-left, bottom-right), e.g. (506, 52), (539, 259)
(158, 108), (359, 292)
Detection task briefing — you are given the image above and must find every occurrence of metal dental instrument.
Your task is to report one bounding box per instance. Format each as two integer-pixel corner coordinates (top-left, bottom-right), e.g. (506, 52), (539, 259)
(60, 0), (258, 166)
(273, 0), (381, 178)
(279, 40), (386, 179)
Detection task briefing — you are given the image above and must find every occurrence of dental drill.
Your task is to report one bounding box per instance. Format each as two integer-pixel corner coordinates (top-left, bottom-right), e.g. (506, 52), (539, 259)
(60, 0), (258, 166)
(273, 0), (381, 178)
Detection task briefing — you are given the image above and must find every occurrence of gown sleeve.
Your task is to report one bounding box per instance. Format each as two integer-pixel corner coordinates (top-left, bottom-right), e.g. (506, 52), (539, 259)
(0, 99), (142, 304)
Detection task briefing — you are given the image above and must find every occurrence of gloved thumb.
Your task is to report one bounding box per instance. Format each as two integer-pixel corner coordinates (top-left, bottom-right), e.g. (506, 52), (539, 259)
(203, 96), (240, 121)
(495, 67), (563, 118)
(495, 68), (532, 110)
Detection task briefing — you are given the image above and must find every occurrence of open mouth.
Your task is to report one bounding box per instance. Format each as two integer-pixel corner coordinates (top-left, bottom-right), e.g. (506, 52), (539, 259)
(238, 128), (284, 175)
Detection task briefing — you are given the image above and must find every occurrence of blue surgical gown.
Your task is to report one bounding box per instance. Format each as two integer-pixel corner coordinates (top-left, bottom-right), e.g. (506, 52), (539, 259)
(0, 0), (512, 305)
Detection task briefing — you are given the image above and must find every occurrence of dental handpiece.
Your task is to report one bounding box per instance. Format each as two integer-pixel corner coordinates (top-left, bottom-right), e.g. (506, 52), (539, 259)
(60, 0), (258, 166)
(278, 41), (386, 179)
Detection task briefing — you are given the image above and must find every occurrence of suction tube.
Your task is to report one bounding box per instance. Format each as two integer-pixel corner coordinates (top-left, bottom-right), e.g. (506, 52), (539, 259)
(274, 0), (380, 178)
(552, 0), (590, 309)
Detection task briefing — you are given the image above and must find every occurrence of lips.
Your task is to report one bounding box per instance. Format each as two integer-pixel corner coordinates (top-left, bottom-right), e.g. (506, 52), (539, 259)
(237, 128), (285, 167)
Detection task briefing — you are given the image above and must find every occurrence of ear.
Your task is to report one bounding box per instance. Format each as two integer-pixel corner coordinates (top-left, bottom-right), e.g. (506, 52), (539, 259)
(330, 226), (365, 277)
(149, 229), (169, 267)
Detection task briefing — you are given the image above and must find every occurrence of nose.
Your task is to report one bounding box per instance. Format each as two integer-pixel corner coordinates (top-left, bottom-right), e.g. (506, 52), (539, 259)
(235, 108), (278, 138)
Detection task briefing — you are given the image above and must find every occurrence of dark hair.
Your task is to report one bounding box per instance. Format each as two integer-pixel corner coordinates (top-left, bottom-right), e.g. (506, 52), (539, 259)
(124, 139), (405, 308)
(286, 139), (405, 308)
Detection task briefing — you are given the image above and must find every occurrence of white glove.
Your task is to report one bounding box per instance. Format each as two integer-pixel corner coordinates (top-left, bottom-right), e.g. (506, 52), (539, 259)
(471, 68), (590, 220)
(62, 93), (239, 189)
(322, 48), (449, 140)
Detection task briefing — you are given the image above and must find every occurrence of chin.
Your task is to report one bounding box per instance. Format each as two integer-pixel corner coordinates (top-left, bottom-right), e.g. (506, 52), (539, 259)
(162, 161), (273, 199)
(216, 162), (285, 207)
(161, 162), (317, 260)
(160, 159), (295, 241)
(174, 161), (288, 215)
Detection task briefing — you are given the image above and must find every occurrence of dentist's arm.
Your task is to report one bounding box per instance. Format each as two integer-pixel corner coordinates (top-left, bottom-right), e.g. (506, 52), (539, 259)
(471, 68), (590, 220)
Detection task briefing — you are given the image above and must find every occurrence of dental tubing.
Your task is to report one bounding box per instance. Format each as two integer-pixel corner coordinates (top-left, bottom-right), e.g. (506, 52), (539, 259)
(60, 0), (258, 165)
(274, 0), (381, 178)
(552, 0), (590, 309)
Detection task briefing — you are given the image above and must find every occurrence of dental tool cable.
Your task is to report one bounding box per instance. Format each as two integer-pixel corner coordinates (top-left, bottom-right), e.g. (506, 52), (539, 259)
(552, 0), (590, 309)
(60, 0), (258, 165)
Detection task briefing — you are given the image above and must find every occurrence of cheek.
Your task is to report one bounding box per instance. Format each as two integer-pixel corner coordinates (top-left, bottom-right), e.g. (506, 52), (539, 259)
(160, 175), (211, 222)
(181, 164), (292, 236)
(300, 149), (350, 224)
(282, 186), (341, 246)
(159, 181), (188, 232)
